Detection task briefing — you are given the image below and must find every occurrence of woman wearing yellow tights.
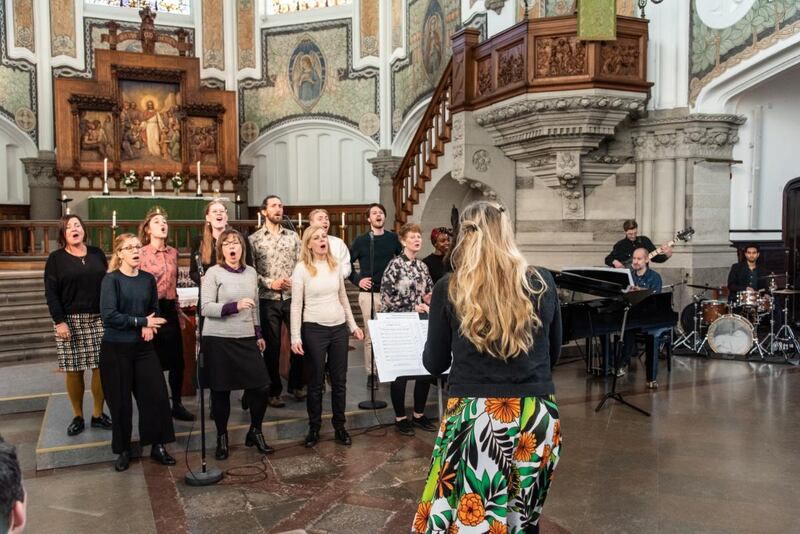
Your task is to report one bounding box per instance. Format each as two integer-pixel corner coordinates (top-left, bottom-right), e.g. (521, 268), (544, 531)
(44, 215), (112, 436)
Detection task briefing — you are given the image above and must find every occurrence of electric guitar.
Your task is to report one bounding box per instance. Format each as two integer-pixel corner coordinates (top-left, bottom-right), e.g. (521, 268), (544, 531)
(623, 227), (694, 267)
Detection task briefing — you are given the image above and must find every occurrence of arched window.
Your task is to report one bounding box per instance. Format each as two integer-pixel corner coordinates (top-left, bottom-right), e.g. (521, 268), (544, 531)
(267, 0), (352, 16)
(84, 0), (191, 15)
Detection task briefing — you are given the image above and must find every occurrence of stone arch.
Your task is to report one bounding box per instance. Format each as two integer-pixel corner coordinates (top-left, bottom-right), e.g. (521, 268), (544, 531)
(0, 114), (38, 204)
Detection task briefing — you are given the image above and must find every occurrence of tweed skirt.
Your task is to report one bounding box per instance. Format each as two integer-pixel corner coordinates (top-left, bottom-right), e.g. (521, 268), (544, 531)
(54, 313), (104, 372)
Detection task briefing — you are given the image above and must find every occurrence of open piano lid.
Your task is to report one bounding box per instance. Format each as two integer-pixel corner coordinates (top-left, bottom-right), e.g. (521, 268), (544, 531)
(549, 267), (633, 299)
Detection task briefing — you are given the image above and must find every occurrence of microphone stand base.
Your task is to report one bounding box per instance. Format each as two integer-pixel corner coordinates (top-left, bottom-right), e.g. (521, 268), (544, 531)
(358, 399), (387, 410)
(184, 467), (224, 487)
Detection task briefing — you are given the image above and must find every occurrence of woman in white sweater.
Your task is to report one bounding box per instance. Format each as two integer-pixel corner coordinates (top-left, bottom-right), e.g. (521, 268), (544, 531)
(201, 229), (273, 460)
(291, 225), (364, 448)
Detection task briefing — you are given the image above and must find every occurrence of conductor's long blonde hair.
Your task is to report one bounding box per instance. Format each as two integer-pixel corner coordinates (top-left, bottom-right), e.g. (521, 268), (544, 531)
(300, 225), (338, 277)
(448, 201), (545, 360)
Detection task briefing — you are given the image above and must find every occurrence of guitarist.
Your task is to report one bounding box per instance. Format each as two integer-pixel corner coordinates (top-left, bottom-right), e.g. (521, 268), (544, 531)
(605, 219), (671, 268)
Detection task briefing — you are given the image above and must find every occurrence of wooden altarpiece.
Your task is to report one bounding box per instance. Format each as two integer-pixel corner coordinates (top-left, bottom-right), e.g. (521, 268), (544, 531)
(54, 7), (238, 192)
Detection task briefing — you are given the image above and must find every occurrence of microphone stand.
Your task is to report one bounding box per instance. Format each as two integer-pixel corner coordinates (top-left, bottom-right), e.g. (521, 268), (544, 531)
(359, 230), (387, 410)
(185, 253), (223, 486)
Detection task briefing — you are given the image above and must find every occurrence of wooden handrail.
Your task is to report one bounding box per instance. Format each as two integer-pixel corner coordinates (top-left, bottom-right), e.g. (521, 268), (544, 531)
(0, 219), (369, 258)
(392, 60), (453, 231)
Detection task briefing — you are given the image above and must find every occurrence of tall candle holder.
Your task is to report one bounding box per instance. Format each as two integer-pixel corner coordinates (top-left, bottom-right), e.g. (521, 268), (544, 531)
(58, 194), (73, 216)
(234, 195), (244, 220)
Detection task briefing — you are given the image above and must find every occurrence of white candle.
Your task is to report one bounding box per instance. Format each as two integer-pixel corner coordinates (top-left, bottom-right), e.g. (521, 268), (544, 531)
(257, 212), (262, 228)
(62, 193), (66, 200)
(196, 162), (202, 196)
(112, 210), (117, 227)
(341, 212), (345, 227)
(103, 158), (108, 181)
(236, 194), (241, 202)
(65, 207), (70, 215)
(298, 212), (302, 227)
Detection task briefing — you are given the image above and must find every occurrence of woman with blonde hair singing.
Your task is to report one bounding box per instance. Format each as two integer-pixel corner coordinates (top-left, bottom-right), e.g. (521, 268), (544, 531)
(413, 201), (562, 534)
(291, 225), (363, 448)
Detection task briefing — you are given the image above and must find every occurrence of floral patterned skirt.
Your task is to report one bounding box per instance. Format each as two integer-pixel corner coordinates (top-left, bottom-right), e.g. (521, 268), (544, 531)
(412, 396), (561, 534)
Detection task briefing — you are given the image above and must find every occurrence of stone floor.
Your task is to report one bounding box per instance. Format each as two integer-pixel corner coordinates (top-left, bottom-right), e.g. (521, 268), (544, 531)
(3, 352), (800, 533)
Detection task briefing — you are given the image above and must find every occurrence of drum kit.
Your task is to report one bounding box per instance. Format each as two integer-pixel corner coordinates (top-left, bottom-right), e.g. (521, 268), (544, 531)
(673, 274), (800, 362)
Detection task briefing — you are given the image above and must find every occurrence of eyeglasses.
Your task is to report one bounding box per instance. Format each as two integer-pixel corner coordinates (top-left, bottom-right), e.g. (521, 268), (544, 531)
(120, 244), (143, 252)
(221, 241), (241, 248)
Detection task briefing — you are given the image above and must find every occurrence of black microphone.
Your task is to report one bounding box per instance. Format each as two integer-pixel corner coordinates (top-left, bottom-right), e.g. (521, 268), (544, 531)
(281, 214), (297, 233)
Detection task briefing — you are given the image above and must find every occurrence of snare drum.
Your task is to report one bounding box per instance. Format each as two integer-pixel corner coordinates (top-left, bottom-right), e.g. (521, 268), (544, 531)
(736, 289), (761, 308)
(707, 314), (754, 355)
(702, 300), (730, 324)
(757, 294), (773, 314)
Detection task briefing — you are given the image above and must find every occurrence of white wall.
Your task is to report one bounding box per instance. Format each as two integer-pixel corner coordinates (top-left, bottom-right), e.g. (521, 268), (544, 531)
(241, 121), (379, 206)
(729, 64), (800, 240)
(0, 116), (37, 204)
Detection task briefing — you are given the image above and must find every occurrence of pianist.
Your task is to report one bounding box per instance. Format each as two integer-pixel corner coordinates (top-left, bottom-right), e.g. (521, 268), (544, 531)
(619, 248), (664, 388)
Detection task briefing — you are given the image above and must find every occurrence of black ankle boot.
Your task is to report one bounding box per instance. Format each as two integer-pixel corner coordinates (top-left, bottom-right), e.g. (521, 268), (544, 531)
(150, 444), (176, 466)
(215, 433), (229, 460)
(171, 401), (196, 422)
(114, 451), (130, 472)
(245, 427), (275, 455)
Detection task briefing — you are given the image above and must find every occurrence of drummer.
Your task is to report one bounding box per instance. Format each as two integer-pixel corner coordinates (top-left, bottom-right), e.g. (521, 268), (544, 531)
(727, 245), (768, 299)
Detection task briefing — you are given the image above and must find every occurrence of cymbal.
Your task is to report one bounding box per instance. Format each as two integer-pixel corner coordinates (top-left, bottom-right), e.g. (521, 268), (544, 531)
(772, 288), (800, 295)
(687, 283), (720, 290)
(760, 273), (786, 279)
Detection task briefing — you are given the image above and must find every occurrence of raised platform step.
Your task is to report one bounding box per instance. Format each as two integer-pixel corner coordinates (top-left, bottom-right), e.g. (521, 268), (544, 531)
(0, 303), (49, 318)
(0, 278), (44, 294)
(35, 362), (442, 470)
(0, 270), (43, 280)
(0, 290), (48, 306)
(0, 316), (54, 333)
(0, 346), (57, 364)
(0, 360), (63, 415)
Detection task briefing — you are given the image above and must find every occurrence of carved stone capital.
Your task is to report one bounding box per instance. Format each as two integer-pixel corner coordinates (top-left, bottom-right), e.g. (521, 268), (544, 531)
(484, 0), (508, 15)
(631, 113), (746, 161)
(22, 151), (58, 189)
(368, 149), (402, 187)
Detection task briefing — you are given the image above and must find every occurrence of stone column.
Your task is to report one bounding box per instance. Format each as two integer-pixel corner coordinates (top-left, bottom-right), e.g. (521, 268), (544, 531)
(631, 113), (746, 308)
(368, 149), (402, 226)
(23, 151), (60, 220)
(236, 164), (254, 219)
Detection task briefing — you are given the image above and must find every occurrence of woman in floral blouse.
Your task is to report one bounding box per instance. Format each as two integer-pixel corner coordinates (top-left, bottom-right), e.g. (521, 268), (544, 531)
(380, 223), (436, 437)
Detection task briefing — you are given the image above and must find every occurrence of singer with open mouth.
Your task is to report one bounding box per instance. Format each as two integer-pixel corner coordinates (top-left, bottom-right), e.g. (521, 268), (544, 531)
(44, 214), (113, 437)
(201, 229), (273, 459)
(138, 207), (195, 422)
(99, 233), (175, 472)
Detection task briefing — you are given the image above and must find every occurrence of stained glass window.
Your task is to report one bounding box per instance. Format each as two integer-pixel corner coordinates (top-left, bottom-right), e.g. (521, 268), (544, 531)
(85, 0), (191, 16)
(268, 0), (352, 15)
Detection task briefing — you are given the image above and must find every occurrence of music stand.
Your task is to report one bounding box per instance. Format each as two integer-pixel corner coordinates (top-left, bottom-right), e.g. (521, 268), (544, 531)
(595, 288), (653, 417)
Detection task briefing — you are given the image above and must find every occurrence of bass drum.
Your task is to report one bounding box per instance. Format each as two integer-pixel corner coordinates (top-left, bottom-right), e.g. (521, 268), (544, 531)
(707, 314), (754, 355)
(679, 302), (702, 334)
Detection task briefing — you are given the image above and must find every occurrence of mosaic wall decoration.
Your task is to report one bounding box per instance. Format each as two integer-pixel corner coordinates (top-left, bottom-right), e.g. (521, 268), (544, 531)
(237, 0), (256, 70)
(203, 0), (224, 70)
(12, 0), (35, 52)
(360, 0), (379, 57)
(391, 0), (460, 137)
(51, 0), (77, 57)
(239, 19), (379, 144)
(54, 18), (195, 78)
(0, 1), (37, 142)
(689, 0), (800, 104)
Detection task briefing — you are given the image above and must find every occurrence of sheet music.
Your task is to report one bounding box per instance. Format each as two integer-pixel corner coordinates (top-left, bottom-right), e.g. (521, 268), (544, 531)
(369, 314), (429, 382)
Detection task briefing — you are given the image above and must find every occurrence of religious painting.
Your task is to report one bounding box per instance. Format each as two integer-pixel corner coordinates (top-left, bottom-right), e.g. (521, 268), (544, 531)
(422, 0), (445, 84)
(79, 110), (114, 161)
(289, 37), (326, 111)
(118, 80), (182, 164)
(187, 117), (218, 166)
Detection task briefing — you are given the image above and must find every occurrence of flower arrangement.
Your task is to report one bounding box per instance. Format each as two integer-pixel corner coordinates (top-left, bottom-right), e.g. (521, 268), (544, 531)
(122, 169), (138, 188)
(170, 172), (184, 190)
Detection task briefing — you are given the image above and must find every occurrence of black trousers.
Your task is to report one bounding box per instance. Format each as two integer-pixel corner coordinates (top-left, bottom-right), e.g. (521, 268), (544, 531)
(302, 322), (349, 430)
(210, 387), (268, 435)
(153, 299), (185, 403)
(259, 298), (304, 397)
(100, 340), (175, 454)
(390, 377), (431, 419)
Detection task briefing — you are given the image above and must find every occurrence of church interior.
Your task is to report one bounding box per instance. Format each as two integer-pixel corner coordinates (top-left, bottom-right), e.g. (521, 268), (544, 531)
(1, 1), (800, 533)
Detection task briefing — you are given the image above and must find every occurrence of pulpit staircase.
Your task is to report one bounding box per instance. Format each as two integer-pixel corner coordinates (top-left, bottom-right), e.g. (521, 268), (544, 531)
(0, 272), (55, 364)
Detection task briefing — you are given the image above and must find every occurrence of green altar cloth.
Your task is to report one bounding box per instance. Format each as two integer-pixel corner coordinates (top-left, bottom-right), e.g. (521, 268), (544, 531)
(87, 195), (230, 221)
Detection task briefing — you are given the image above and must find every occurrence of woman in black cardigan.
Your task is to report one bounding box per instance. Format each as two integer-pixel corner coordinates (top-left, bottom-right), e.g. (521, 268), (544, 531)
(412, 201), (562, 534)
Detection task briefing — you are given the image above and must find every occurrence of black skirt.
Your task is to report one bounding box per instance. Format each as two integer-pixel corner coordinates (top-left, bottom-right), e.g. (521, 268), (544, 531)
(153, 299), (183, 371)
(200, 336), (270, 391)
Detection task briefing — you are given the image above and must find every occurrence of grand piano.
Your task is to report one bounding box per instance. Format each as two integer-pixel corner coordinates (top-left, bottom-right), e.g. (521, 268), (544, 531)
(552, 268), (678, 377)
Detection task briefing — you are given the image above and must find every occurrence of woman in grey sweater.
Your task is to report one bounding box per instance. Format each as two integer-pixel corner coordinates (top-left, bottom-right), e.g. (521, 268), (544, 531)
(201, 229), (272, 459)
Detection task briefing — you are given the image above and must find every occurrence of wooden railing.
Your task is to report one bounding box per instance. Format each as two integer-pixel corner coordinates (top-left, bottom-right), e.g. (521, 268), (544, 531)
(0, 218), (371, 259)
(392, 60), (453, 231)
(392, 15), (651, 227)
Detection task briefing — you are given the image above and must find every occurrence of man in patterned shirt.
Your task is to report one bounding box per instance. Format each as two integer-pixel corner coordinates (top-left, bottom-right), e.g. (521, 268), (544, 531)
(249, 195), (303, 407)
